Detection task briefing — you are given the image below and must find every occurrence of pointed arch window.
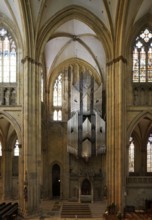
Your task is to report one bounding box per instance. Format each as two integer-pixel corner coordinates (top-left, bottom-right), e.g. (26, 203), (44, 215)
(14, 139), (19, 156)
(58, 110), (62, 121)
(53, 74), (62, 121)
(133, 28), (152, 83)
(147, 134), (152, 172)
(0, 28), (16, 83)
(129, 137), (135, 173)
(53, 74), (62, 106)
(53, 110), (58, 121)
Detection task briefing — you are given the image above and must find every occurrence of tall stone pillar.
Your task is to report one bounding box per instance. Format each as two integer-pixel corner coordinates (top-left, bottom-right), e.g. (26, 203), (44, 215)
(20, 57), (41, 216)
(106, 57), (127, 211)
(141, 147), (147, 175)
(106, 61), (114, 205)
(63, 123), (69, 200)
(42, 147), (48, 199)
(3, 148), (12, 200)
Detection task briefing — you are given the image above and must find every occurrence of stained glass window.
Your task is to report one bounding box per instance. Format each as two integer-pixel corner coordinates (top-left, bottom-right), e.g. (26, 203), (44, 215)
(0, 28), (16, 83)
(53, 74), (62, 121)
(147, 134), (152, 172)
(133, 28), (152, 83)
(129, 137), (134, 172)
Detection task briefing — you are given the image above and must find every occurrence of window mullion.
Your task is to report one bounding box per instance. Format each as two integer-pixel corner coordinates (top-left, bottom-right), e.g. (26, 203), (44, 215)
(9, 40), (11, 82)
(2, 38), (4, 82)
(145, 46), (148, 82)
(138, 48), (141, 82)
(0, 39), (2, 83)
(133, 28), (152, 83)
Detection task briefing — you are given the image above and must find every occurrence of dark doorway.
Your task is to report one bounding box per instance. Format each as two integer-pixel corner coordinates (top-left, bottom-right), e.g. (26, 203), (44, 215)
(81, 179), (91, 195)
(52, 164), (60, 198)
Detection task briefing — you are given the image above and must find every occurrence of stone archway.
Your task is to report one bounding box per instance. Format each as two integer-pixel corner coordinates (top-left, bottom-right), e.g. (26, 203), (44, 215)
(52, 164), (61, 198)
(81, 178), (91, 195)
(0, 114), (21, 200)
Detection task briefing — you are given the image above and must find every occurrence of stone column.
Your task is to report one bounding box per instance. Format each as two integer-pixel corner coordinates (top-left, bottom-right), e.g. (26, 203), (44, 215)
(141, 147), (147, 175)
(18, 143), (24, 216)
(2, 148), (12, 200)
(42, 147), (48, 199)
(106, 61), (115, 205)
(0, 88), (4, 105)
(21, 57), (41, 216)
(63, 123), (69, 199)
(68, 65), (72, 118)
(78, 180), (81, 203)
(106, 57), (127, 211)
(91, 179), (94, 203)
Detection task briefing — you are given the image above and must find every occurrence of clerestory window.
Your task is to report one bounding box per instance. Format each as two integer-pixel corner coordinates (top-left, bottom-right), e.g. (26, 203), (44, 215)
(53, 74), (62, 121)
(133, 28), (152, 83)
(0, 28), (16, 83)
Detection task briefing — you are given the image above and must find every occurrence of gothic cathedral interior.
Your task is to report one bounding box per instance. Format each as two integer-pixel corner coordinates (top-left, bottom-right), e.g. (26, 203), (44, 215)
(0, 0), (152, 218)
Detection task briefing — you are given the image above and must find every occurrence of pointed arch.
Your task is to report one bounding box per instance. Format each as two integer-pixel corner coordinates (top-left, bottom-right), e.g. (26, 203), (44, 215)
(48, 58), (102, 93)
(81, 178), (91, 195)
(127, 111), (152, 142)
(0, 12), (23, 50)
(0, 111), (21, 144)
(126, 13), (152, 58)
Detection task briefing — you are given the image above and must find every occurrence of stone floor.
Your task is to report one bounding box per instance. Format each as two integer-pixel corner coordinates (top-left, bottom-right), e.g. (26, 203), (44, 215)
(23, 199), (107, 220)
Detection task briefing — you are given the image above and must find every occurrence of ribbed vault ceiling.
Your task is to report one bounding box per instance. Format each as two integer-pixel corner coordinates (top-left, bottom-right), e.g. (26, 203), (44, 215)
(1, 0), (152, 86)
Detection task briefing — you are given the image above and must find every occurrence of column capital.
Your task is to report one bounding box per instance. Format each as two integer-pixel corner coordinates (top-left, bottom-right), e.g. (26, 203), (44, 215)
(21, 56), (42, 67)
(106, 55), (127, 66)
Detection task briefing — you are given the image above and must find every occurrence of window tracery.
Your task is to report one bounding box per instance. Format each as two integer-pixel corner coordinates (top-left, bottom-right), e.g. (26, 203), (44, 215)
(0, 28), (16, 83)
(133, 28), (152, 83)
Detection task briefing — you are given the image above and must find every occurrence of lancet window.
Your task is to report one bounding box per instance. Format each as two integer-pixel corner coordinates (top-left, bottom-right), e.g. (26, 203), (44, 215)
(128, 137), (135, 173)
(53, 74), (62, 121)
(14, 139), (19, 156)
